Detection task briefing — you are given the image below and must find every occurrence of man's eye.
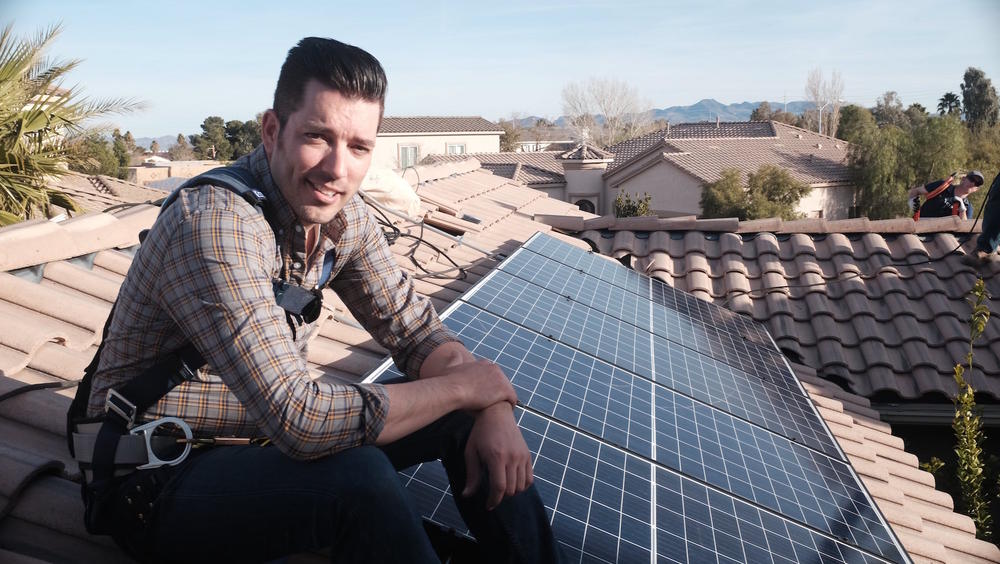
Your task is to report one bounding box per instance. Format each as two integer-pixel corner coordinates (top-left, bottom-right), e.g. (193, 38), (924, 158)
(304, 132), (324, 141)
(351, 145), (371, 155)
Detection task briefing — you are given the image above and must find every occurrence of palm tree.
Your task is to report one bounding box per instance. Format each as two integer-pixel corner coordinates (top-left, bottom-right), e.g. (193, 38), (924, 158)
(937, 92), (962, 116)
(0, 23), (140, 225)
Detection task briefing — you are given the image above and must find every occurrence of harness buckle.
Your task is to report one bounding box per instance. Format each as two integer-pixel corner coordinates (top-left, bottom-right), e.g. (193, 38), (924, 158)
(106, 388), (138, 427)
(131, 417), (193, 470)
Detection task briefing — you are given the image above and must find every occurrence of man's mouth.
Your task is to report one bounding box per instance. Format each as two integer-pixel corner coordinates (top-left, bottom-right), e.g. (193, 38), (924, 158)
(308, 180), (340, 203)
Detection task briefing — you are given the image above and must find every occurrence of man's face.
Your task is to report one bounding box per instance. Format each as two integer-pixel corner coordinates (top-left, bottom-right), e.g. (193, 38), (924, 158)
(262, 80), (381, 228)
(956, 177), (980, 198)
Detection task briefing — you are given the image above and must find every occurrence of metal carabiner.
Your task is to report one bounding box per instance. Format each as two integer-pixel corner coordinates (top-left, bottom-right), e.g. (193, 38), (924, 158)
(130, 416), (193, 470)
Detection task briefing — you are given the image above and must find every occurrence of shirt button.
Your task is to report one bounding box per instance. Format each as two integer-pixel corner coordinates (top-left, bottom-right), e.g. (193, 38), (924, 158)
(293, 262), (302, 270)
(294, 225), (302, 233)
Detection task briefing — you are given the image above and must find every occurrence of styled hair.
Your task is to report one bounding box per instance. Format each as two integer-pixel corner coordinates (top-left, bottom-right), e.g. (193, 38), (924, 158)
(272, 37), (387, 127)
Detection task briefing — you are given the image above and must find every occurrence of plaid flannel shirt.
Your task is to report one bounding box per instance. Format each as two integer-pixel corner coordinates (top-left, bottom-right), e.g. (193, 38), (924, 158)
(87, 145), (459, 459)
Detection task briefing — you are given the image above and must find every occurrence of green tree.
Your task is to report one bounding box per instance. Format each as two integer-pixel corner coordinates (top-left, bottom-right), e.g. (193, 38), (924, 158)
(225, 118), (260, 160)
(701, 169), (746, 219)
(498, 118), (520, 152)
(905, 103), (928, 128)
(907, 115), (967, 183)
(0, 23), (139, 223)
(848, 124), (912, 219)
(961, 67), (999, 132)
(191, 116), (231, 160)
(150, 139), (159, 154)
(750, 101), (772, 121)
(770, 110), (800, 126)
(873, 91), (908, 128)
(111, 128), (130, 174)
(67, 132), (119, 176)
(836, 105), (876, 144)
(168, 133), (193, 161)
(965, 125), (1000, 213)
(613, 190), (652, 218)
(938, 92), (962, 116)
(700, 166), (809, 220)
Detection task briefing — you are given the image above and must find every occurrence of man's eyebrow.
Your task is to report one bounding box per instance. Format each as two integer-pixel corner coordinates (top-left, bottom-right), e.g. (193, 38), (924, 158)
(302, 120), (375, 146)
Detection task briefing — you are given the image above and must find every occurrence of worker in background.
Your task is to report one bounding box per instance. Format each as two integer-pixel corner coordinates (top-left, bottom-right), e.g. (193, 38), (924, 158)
(909, 171), (985, 220)
(962, 171), (1000, 267)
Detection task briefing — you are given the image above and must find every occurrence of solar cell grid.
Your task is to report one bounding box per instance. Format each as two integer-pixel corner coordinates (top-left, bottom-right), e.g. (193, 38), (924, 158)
(468, 269), (838, 456)
(395, 409), (901, 564)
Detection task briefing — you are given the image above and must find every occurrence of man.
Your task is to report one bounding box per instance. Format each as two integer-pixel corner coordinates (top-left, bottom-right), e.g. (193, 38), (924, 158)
(962, 171), (1000, 267)
(908, 170), (985, 219)
(81, 37), (560, 563)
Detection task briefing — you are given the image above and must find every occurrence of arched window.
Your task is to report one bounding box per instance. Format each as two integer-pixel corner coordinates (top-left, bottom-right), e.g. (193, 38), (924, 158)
(575, 199), (595, 214)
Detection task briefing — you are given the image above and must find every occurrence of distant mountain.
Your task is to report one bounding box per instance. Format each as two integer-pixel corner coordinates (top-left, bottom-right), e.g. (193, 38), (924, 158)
(135, 135), (181, 151)
(514, 99), (815, 129)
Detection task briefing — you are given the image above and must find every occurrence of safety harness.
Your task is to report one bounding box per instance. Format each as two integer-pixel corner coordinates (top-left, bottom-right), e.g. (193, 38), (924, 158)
(911, 175), (957, 220)
(66, 166), (334, 534)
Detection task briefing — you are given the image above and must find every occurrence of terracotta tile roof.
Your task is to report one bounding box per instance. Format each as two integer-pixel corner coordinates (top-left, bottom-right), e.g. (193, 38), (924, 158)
(573, 215), (1000, 402)
(556, 143), (613, 161)
(602, 121), (851, 187)
(45, 171), (166, 214)
(378, 116), (503, 134)
(424, 152), (566, 186)
(3, 162), (997, 561)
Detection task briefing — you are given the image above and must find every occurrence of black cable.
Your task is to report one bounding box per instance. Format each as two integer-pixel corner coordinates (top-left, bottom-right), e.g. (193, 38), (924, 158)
(715, 173), (998, 306)
(0, 460), (65, 523)
(0, 380), (79, 404)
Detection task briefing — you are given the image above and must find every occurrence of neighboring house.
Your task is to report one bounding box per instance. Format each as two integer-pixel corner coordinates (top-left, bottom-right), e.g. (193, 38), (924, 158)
(534, 211), (1000, 562)
(432, 120), (856, 219)
(374, 116), (503, 170)
(4, 160), (999, 562)
(515, 125), (575, 152)
(127, 159), (223, 188)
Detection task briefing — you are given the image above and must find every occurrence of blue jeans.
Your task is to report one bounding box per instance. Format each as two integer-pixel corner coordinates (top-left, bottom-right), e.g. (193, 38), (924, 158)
(109, 411), (560, 563)
(976, 175), (1000, 254)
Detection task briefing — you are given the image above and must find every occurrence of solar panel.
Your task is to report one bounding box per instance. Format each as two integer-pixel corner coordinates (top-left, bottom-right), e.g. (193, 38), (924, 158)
(364, 232), (909, 563)
(467, 266), (837, 456)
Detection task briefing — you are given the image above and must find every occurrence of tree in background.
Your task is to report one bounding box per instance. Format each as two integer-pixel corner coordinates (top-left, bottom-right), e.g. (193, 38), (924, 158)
(847, 124), (911, 219)
(225, 117), (261, 160)
(700, 169), (746, 219)
(0, 23), (139, 224)
(67, 132), (119, 177)
(750, 101), (772, 121)
(905, 103), (929, 128)
(613, 190), (651, 218)
(804, 68), (844, 137)
(961, 67), (999, 132)
(835, 105), (876, 144)
(150, 139), (160, 154)
(190, 116), (231, 160)
(873, 91), (908, 128)
(111, 129), (131, 174)
(908, 115), (967, 183)
(498, 118), (521, 152)
(938, 92), (962, 116)
(168, 133), (194, 161)
(700, 165), (809, 220)
(562, 78), (652, 146)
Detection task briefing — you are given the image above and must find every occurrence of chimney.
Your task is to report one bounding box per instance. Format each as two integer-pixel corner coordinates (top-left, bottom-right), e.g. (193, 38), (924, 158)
(665, 121), (670, 136)
(716, 115), (720, 128)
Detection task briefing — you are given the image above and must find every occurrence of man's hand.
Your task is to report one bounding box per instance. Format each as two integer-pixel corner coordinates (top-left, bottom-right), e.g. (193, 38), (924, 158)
(462, 402), (533, 510)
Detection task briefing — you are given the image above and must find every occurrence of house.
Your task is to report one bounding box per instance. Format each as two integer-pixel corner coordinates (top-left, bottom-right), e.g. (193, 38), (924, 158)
(374, 116), (504, 170)
(2, 160), (998, 562)
(428, 120), (857, 220)
(126, 159), (223, 189)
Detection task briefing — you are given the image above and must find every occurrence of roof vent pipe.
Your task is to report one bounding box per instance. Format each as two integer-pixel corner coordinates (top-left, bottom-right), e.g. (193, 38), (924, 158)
(716, 115), (720, 128)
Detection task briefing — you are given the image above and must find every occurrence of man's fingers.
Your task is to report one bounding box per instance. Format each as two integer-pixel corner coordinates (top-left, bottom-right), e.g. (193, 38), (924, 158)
(487, 459), (506, 510)
(463, 445), (481, 498)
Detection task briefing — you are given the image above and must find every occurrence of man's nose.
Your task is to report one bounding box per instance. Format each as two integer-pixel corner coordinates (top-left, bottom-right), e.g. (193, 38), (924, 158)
(320, 144), (349, 179)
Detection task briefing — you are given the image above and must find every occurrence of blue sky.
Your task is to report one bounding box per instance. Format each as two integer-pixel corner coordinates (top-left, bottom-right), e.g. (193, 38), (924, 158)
(7, 0), (1000, 138)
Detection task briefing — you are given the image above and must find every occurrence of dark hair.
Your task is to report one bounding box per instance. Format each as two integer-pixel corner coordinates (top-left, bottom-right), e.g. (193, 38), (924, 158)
(273, 37), (387, 127)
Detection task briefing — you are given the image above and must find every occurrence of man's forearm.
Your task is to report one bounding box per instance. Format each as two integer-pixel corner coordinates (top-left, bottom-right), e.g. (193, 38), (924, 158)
(419, 340), (476, 379)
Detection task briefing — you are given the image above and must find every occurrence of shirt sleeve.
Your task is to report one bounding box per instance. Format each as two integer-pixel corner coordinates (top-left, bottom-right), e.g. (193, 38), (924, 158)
(154, 190), (388, 460)
(330, 203), (461, 378)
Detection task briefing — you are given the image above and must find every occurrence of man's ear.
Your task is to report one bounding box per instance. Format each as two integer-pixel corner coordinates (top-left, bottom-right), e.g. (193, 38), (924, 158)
(261, 110), (281, 155)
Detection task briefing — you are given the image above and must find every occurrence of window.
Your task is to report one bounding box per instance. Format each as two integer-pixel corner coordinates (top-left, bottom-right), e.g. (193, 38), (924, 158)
(399, 145), (419, 169)
(447, 143), (466, 155)
(575, 199), (596, 214)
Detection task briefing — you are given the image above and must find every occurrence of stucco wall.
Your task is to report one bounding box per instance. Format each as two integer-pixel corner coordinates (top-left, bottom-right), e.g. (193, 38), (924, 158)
(796, 185), (855, 219)
(127, 161), (223, 187)
(374, 133), (500, 170)
(612, 161), (703, 216)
